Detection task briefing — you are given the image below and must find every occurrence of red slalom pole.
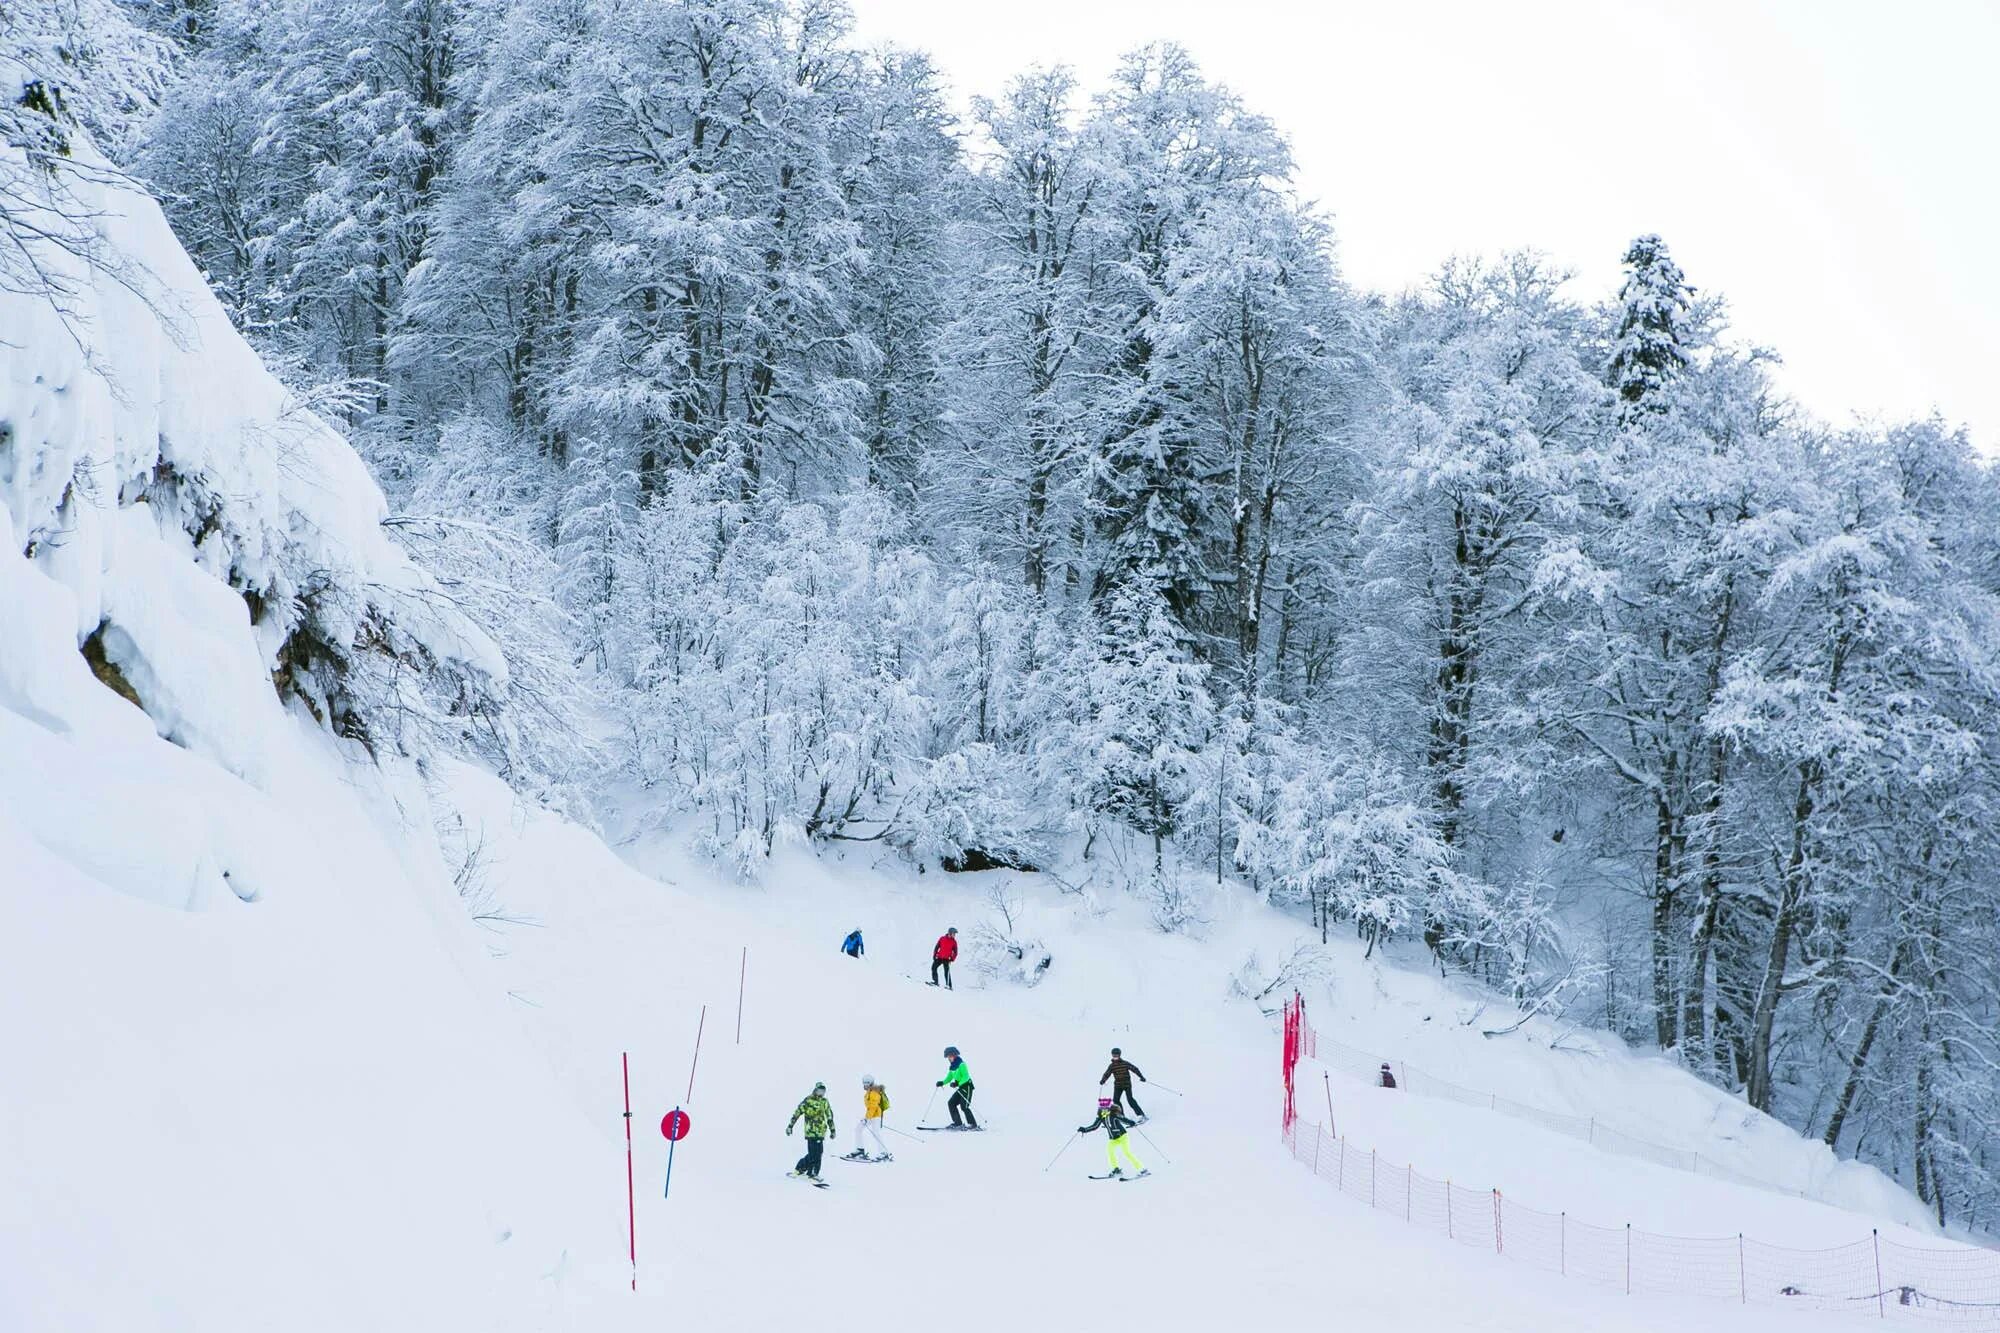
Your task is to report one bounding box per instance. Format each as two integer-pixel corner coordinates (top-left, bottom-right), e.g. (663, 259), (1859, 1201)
(685, 1005), (708, 1104)
(621, 1051), (637, 1292)
(735, 948), (746, 1045)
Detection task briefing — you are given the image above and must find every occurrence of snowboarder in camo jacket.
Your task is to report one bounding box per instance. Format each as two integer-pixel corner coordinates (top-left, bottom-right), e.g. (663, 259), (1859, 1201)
(787, 1082), (837, 1179)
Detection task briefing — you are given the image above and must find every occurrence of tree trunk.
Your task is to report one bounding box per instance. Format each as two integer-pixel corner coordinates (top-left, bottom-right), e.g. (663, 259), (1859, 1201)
(1651, 785), (1680, 1050)
(1822, 938), (1909, 1150)
(1744, 761), (1819, 1113)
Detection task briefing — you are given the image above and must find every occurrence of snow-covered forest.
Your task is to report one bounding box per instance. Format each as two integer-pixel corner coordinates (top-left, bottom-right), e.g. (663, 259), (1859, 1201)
(9, 0), (2000, 1230)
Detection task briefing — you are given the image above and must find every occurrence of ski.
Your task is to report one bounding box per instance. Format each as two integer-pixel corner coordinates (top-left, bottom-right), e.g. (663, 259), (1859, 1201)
(787, 1172), (831, 1189)
(840, 1152), (893, 1163)
(1120, 1170), (1152, 1181)
(916, 1124), (985, 1132)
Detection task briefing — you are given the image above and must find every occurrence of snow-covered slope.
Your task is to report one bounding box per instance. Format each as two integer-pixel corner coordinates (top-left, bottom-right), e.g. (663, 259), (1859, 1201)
(1, 116), (1986, 1333)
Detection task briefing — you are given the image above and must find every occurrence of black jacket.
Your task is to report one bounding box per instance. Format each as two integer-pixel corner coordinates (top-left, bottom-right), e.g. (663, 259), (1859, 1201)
(1078, 1106), (1135, 1139)
(1100, 1057), (1145, 1088)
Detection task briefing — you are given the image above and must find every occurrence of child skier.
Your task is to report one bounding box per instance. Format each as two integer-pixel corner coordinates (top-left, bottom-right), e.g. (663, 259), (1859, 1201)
(937, 1045), (978, 1129)
(786, 1082), (836, 1182)
(843, 1076), (891, 1161)
(1078, 1097), (1147, 1178)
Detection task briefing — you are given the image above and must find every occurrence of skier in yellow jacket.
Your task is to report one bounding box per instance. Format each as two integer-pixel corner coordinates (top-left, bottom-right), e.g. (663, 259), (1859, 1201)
(841, 1076), (892, 1162)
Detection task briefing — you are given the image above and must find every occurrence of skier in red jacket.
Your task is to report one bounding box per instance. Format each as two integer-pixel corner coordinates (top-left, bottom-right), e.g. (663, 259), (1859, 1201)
(930, 927), (959, 989)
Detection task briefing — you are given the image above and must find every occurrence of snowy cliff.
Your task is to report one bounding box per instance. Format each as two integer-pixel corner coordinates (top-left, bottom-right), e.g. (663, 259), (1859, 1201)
(0, 92), (605, 1330)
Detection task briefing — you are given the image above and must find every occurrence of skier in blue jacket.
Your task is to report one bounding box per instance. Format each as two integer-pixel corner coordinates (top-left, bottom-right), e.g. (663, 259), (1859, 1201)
(841, 928), (864, 958)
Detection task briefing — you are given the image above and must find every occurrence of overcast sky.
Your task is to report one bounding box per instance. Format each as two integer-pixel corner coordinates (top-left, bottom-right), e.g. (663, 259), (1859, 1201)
(846, 0), (1996, 453)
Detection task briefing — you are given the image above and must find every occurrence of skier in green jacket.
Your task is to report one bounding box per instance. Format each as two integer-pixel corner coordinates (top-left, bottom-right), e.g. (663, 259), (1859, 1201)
(937, 1046), (978, 1129)
(787, 1082), (837, 1179)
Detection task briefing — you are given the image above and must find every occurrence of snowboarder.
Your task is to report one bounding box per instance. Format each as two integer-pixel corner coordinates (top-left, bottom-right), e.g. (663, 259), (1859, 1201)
(930, 927), (958, 988)
(937, 1045), (978, 1129)
(841, 928), (865, 959)
(1379, 1062), (1397, 1090)
(786, 1082), (836, 1180)
(1099, 1047), (1148, 1119)
(843, 1076), (891, 1161)
(1079, 1097), (1146, 1178)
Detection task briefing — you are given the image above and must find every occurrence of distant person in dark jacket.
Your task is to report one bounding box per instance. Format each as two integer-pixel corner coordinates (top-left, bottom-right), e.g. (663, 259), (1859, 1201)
(1379, 1062), (1398, 1089)
(841, 928), (864, 958)
(1100, 1047), (1147, 1118)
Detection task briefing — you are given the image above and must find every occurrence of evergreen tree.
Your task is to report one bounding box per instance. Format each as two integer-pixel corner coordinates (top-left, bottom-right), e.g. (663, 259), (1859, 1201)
(1608, 232), (1694, 418)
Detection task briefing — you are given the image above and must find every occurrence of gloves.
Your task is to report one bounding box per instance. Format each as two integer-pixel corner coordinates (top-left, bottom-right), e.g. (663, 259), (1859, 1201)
(936, 1080), (944, 1087)
(1076, 1125), (1090, 1134)
(786, 1126), (794, 1137)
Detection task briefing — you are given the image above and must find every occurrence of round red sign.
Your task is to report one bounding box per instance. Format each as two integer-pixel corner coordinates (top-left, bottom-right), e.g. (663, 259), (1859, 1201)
(660, 1109), (692, 1142)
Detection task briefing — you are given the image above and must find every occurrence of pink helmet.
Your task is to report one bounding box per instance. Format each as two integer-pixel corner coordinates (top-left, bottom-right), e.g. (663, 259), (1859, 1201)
(1098, 1097), (1114, 1109)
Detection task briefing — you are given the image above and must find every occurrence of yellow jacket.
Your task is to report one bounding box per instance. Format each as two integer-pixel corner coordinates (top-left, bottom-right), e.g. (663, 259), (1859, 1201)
(863, 1087), (886, 1119)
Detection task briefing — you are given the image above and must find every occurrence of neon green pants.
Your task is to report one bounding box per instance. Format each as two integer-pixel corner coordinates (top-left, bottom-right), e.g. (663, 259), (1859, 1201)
(1106, 1134), (1143, 1172)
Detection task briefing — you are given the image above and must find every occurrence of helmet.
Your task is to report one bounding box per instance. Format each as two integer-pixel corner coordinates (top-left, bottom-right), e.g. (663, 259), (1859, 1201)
(1098, 1098), (1114, 1109)
(946, 926), (958, 935)
(862, 1075), (876, 1087)
(943, 1046), (959, 1057)
(813, 1081), (826, 1092)
(1111, 1047), (1122, 1056)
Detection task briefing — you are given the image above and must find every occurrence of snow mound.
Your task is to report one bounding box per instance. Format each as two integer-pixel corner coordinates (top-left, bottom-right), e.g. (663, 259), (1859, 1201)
(1, 125), (504, 771)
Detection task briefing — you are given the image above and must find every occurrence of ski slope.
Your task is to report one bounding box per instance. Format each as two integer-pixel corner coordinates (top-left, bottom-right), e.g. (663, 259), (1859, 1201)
(0, 116), (1981, 1333)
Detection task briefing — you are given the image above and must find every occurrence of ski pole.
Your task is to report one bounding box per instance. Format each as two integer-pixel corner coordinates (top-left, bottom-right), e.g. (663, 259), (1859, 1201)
(1133, 1125), (1173, 1164)
(883, 1123), (926, 1144)
(919, 1086), (939, 1124)
(1147, 1082), (1184, 1097)
(1043, 1130), (1081, 1173)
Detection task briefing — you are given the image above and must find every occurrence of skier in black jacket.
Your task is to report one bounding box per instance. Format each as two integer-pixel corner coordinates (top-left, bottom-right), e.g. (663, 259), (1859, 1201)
(1078, 1098), (1146, 1178)
(1099, 1047), (1147, 1119)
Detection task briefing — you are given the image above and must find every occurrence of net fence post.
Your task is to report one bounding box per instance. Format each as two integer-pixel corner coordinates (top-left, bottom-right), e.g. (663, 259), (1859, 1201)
(1737, 1232), (1746, 1304)
(1370, 1148), (1377, 1207)
(1446, 1180), (1453, 1240)
(1493, 1189), (1503, 1255)
(1625, 1223), (1632, 1295)
(1560, 1212), (1566, 1276)
(1338, 1135), (1346, 1190)
(1405, 1165), (1412, 1221)
(1873, 1229), (1885, 1319)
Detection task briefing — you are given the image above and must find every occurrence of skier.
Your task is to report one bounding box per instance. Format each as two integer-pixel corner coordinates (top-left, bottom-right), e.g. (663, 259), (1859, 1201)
(929, 927), (959, 988)
(937, 1045), (978, 1129)
(1378, 1062), (1397, 1089)
(1099, 1046), (1148, 1119)
(786, 1081), (837, 1182)
(842, 1075), (891, 1161)
(841, 927), (865, 959)
(1078, 1097), (1147, 1179)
